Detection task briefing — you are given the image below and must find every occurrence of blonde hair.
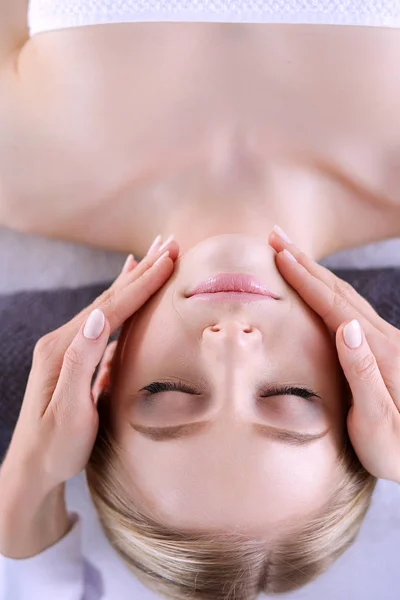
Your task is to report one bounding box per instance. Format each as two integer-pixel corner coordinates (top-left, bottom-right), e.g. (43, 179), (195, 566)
(86, 360), (377, 599)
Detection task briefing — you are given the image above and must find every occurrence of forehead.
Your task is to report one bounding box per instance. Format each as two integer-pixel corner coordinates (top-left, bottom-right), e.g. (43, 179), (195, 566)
(117, 418), (342, 536)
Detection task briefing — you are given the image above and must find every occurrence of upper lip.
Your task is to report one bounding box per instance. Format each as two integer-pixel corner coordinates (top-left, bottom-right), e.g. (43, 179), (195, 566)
(186, 273), (280, 299)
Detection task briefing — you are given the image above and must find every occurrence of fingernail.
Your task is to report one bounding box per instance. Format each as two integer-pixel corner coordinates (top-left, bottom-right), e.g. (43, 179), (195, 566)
(153, 250), (170, 266)
(343, 320), (363, 349)
(273, 224), (292, 244)
(121, 254), (134, 274)
(159, 234), (174, 253)
(84, 309), (106, 340)
(283, 248), (297, 263)
(147, 234), (162, 255)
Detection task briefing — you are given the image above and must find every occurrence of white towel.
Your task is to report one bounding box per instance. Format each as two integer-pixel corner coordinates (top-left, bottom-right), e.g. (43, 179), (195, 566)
(28, 0), (400, 36)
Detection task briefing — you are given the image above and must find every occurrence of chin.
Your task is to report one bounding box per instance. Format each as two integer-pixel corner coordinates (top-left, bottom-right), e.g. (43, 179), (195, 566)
(175, 233), (284, 296)
(184, 233), (276, 263)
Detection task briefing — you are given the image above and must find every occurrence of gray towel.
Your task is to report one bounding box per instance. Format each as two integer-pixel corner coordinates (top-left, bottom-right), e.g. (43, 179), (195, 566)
(1, 269), (399, 462)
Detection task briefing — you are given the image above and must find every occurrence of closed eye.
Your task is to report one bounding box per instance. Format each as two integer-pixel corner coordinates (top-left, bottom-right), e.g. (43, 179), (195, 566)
(133, 381), (325, 444)
(139, 381), (321, 401)
(259, 384), (321, 401)
(140, 381), (201, 395)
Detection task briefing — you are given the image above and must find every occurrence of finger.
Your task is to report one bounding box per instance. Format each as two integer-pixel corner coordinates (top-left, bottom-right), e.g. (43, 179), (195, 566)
(273, 244), (397, 371)
(48, 309), (111, 419)
(24, 235), (177, 416)
(113, 236), (179, 289)
(336, 319), (398, 421)
(50, 248), (175, 360)
(269, 229), (399, 340)
(107, 251), (174, 331)
(91, 369), (110, 405)
(27, 249), (174, 407)
(119, 254), (139, 275)
(102, 340), (118, 363)
(274, 245), (379, 335)
(91, 340), (117, 401)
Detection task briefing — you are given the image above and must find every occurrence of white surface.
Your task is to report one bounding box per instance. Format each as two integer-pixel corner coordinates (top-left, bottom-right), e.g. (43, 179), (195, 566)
(0, 227), (126, 294)
(0, 512), (86, 600)
(28, 0), (400, 36)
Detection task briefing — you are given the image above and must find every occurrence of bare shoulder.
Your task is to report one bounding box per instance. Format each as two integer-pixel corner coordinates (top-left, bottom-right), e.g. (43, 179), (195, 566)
(379, 143), (400, 211)
(0, 0), (31, 217)
(0, 1), (29, 65)
(0, 57), (24, 225)
(363, 141), (400, 240)
(0, 39), (113, 234)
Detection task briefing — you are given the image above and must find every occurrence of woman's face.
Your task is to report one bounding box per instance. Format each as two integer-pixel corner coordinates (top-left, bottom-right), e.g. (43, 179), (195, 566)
(110, 234), (348, 539)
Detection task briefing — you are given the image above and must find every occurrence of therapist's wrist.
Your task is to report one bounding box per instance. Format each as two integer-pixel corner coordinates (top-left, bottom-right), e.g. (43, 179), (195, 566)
(0, 464), (71, 559)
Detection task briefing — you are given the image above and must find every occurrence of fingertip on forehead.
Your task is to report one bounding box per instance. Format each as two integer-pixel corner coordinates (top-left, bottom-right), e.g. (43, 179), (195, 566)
(113, 313), (138, 365)
(104, 340), (118, 361)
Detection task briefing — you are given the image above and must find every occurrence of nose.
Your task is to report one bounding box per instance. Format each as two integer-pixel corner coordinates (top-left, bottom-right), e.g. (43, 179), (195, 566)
(201, 322), (263, 415)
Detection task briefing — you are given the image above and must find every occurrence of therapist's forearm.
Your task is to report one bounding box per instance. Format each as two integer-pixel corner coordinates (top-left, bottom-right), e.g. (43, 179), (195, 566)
(0, 463), (71, 559)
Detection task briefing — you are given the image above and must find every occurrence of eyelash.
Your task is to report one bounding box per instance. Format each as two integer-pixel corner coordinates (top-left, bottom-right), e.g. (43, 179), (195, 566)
(141, 381), (319, 400)
(141, 381), (201, 395)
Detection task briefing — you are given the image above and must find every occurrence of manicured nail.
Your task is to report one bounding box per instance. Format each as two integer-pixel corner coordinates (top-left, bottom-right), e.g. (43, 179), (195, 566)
(84, 309), (106, 340)
(121, 254), (134, 274)
(159, 234), (174, 253)
(147, 234), (162, 255)
(153, 250), (170, 266)
(343, 320), (363, 349)
(273, 224), (292, 244)
(283, 249), (297, 263)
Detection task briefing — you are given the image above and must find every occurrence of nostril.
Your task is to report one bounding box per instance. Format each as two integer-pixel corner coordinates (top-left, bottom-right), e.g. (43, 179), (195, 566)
(210, 325), (254, 333)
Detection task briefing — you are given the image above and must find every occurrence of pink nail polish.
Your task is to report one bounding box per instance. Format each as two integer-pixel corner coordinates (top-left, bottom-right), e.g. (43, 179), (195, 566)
(84, 309), (105, 340)
(159, 234), (174, 253)
(121, 254), (134, 274)
(147, 234), (162, 255)
(283, 249), (297, 263)
(343, 320), (363, 349)
(153, 251), (170, 266)
(273, 224), (292, 244)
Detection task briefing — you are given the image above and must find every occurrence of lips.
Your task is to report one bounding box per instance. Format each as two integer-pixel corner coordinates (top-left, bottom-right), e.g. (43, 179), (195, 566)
(187, 273), (280, 299)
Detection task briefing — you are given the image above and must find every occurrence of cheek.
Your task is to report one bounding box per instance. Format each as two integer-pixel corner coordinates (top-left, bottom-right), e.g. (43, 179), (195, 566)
(126, 293), (181, 357)
(294, 309), (335, 361)
(118, 302), (176, 390)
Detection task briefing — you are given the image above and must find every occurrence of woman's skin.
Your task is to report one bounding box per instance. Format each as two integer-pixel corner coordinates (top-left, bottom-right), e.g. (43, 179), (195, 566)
(1, 8), (400, 540)
(108, 232), (349, 538)
(1, 20), (400, 257)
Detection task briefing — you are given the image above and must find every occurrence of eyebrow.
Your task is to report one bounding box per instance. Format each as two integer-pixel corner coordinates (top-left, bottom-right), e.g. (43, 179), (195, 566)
(130, 422), (329, 445)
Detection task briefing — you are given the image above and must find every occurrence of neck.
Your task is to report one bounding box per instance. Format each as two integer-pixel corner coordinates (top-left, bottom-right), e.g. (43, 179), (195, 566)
(158, 152), (337, 261)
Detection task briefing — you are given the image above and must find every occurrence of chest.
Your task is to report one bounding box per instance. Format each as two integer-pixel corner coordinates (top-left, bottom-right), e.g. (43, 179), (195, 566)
(3, 23), (400, 253)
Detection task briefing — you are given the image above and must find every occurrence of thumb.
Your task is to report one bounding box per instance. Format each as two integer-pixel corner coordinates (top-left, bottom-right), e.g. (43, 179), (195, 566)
(336, 319), (389, 422)
(49, 309), (111, 416)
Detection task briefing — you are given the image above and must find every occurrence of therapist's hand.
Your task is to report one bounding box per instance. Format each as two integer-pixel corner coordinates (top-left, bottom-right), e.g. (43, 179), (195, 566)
(269, 226), (400, 484)
(1, 234), (179, 498)
(0, 235), (179, 558)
